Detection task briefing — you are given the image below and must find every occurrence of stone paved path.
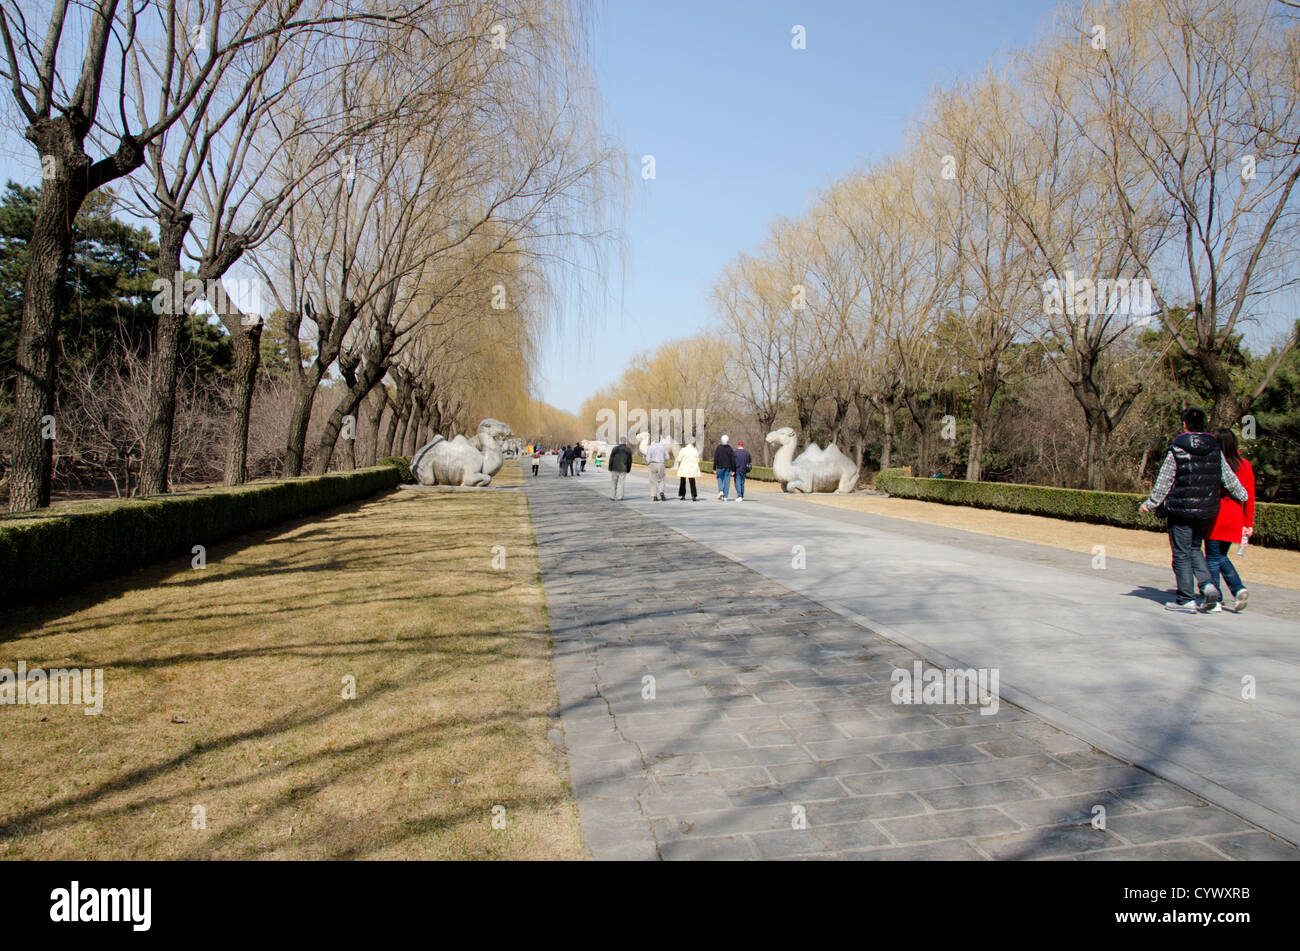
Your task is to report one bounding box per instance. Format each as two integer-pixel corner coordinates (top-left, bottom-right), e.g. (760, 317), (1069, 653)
(525, 461), (1298, 860)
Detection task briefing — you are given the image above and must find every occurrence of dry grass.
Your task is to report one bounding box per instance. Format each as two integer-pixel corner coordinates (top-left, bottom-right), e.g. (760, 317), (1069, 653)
(0, 462), (585, 860)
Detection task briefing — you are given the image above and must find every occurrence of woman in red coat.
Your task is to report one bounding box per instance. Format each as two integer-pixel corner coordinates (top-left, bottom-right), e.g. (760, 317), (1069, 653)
(1204, 428), (1254, 612)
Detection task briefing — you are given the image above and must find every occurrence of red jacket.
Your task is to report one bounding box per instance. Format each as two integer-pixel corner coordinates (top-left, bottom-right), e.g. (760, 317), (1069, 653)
(1207, 458), (1254, 543)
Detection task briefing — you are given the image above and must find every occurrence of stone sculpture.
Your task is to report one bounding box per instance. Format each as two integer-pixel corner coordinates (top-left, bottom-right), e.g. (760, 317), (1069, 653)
(765, 426), (859, 494)
(411, 418), (512, 486)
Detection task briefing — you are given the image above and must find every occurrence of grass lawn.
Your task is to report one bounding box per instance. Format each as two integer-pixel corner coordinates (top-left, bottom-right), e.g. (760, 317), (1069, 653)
(0, 462), (585, 860)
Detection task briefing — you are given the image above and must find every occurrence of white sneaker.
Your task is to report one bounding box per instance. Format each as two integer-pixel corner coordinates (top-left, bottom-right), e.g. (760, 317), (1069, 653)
(1164, 600), (1200, 613)
(1203, 601), (1223, 613)
(734, 496), (743, 501)
(1234, 588), (1249, 612)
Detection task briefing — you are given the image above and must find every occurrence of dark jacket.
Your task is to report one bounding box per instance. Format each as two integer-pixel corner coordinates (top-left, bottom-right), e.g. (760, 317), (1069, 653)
(733, 448), (752, 473)
(608, 444), (633, 474)
(713, 444), (736, 470)
(1163, 431), (1223, 520)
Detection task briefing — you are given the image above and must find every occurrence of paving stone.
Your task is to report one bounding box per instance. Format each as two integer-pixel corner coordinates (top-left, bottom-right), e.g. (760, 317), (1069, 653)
(659, 836), (757, 861)
(976, 824), (1124, 859)
(748, 828), (831, 859)
(881, 807), (1023, 843)
(1076, 842), (1230, 861)
(917, 780), (1043, 812)
(526, 471), (1296, 862)
(841, 840), (990, 860)
(1201, 831), (1300, 861)
(1106, 806), (1255, 844)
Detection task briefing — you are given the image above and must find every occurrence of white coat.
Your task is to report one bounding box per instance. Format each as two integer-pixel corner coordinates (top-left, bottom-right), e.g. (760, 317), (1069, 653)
(674, 443), (702, 478)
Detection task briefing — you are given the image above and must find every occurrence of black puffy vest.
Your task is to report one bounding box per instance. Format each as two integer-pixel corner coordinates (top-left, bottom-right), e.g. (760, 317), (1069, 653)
(1162, 431), (1222, 520)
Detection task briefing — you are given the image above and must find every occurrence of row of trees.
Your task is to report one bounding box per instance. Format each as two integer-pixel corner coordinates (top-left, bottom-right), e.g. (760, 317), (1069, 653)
(587, 0), (1300, 499)
(1, 0), (619, 509)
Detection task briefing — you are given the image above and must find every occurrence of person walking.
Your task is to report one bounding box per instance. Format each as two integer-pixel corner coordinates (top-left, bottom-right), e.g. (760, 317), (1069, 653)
(531, 447), (541, 477)
(577, 445), (587, 474)
(560, 445), (573, 476)
(645, 434), (670, 501)
(732, 440), (752, 501)
(675, 439), (701, 501)
(1139, 407), (1249, 613)
(713, 435), (735, 500)
(608, 439), (633, 501)
(1203, 428), (1254, 613)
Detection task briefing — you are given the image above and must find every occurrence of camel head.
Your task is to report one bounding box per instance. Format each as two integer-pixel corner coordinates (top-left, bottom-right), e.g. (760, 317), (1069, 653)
(766, 427), (796, 447)
(477, 418), (512, 440)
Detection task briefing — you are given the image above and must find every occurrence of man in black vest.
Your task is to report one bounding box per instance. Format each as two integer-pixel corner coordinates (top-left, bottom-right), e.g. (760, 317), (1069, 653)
(1140, 407), (1248, 613)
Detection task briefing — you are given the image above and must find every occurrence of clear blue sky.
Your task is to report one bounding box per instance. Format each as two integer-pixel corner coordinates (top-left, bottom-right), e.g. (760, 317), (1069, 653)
(539, 0), (1066, 414)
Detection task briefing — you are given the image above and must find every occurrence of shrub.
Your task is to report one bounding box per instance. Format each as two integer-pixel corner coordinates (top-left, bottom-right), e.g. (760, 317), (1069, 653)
(873, 469), (1300, 550)
(377, 456), (416, 484)
(0, 465), (404, 604)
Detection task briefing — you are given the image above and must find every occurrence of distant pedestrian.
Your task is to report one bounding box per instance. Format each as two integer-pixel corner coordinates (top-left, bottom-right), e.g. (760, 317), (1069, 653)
(1139, 407), (1248, 613)
(608, 439), (633, 500)
(576, 445), (587, 474)
(560, 445), (573, 476)
(1203, 428), (1254, 613)
(531, 448), (541, 477)
(713, 435), (735, 500)
(645, 434), (670, 501)
(732, 440), (752, 501)
(675, 439), (701, 501)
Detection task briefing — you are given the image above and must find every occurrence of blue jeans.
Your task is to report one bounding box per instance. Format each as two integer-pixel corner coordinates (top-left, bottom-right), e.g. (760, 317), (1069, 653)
(716, 469), (732, 497)
(1205, 539), (1244, 596)
(734, 470), (746, 498)
(1167, 517), (1212, 602)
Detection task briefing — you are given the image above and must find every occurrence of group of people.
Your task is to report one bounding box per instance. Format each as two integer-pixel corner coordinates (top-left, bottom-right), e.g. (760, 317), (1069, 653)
(528, 433), (756, 503)
(1140, 407), (1256, 614)
(543, 444), (586, 476)
(606, 433), (753, 503)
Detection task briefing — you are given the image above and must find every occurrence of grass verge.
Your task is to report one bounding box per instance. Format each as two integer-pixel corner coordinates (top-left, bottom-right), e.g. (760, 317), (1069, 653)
(0, 462), (584, 859)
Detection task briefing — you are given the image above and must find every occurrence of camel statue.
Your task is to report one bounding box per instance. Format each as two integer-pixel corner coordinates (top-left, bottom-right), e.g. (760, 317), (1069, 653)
(581, 438), (611, 461)
(468, 419), (513, 477)
(411, 419), (510, 486)
(765, 426), (859, 493)
(633, 430), (679, 461)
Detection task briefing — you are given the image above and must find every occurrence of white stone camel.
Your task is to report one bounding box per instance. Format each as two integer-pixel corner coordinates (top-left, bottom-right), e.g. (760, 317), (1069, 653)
(633, 430), (679, 461)
(468, 418), (513, 477)
(580, 439), (611, 461)
(411, 419), (511, 486)
(765, 426), (859, 494)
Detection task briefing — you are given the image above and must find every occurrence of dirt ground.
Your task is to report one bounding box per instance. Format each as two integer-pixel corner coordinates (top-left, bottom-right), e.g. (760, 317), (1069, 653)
(0, 462), (585, 859)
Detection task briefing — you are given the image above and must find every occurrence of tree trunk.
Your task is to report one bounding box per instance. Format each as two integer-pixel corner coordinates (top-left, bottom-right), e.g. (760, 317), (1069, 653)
(8, 136), (92, 511)
(139, 211), (194, 496)
(362, 386), (387, 466)
(283, 370), (326, 477)
(881, 402), (896, 470)
(223, 318), (264, 485)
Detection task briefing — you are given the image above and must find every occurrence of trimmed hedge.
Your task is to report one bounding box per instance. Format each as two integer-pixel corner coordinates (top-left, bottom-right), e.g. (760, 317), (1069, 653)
(377, 455), (416, 484)
(0, 464), (404, 604)
(874, 468), (1300, 550)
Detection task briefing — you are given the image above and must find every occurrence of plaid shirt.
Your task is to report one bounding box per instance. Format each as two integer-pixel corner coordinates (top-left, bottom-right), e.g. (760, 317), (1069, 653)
(1145, 444), (1248, 509)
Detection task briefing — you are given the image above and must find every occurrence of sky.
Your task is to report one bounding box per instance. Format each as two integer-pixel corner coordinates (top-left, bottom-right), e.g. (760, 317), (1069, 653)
(538, 0), (1069, 415)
